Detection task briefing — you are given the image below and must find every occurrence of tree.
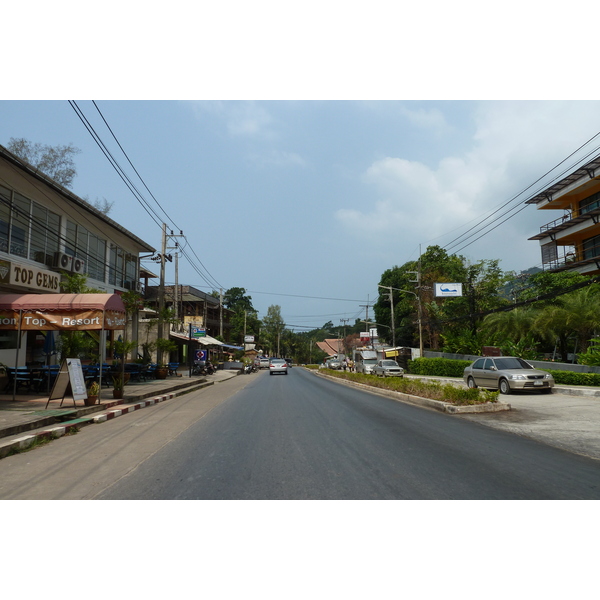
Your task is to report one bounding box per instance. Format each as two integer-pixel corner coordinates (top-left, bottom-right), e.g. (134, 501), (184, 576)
(261, 305), (285, 355)
(7, 137), (81, 188)
(375, 246), (513, 352)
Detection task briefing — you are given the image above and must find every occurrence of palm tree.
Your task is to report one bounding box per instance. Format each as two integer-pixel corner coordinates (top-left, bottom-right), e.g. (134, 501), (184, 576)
(482, 308), (538, 343)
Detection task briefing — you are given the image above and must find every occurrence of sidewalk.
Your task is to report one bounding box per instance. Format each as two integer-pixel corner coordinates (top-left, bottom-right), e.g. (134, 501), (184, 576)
(0, 368), (241, 458)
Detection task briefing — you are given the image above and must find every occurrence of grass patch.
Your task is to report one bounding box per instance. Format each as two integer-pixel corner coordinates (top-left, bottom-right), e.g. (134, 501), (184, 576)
(319, 369), (499, 405)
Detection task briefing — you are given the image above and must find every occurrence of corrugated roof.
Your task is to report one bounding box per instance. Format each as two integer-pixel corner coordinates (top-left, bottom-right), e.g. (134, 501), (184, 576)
(526, 154), (600, 205)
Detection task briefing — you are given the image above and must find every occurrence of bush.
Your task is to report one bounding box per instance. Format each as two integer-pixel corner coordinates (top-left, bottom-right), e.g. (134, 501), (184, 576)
(407, 357), (471, 378)
(546, 369), (600, 387)
(319, 369), (498, 405)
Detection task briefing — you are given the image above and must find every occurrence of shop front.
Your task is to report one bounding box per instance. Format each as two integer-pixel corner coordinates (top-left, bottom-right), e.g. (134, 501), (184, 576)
(0, 293), (126, 398)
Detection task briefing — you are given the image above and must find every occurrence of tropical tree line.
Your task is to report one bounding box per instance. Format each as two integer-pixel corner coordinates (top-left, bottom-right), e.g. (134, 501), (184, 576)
(372, 245), (600, 365)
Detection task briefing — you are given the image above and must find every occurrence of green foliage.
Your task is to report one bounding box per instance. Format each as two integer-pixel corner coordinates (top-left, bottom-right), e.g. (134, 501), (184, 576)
(57, 331), (95, 360)
(546, 368), (600, 387)
(499, 337), (539, 360)
(577, 339), (600, 367)
(320, 369), (498, 405)
(440, 329), (491, 355)
(407, 357), (472, 377)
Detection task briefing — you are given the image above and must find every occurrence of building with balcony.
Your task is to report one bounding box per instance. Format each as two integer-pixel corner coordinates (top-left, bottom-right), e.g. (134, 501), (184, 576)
(528, 154), (600, 274)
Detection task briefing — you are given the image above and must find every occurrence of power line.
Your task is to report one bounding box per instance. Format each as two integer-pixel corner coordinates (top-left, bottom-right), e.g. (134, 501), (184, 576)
(443, 131), (600, 254)
(69, 101), (226, 291)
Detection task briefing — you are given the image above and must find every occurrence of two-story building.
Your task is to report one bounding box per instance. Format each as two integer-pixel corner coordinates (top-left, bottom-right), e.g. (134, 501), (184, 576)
(528, 154), (600, 274)
(0, 144), (155, 367)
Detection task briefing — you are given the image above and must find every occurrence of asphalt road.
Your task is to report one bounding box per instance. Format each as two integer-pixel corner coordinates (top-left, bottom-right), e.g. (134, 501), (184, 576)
(2, 368), (599, 500)
(92, 368), (600, 500)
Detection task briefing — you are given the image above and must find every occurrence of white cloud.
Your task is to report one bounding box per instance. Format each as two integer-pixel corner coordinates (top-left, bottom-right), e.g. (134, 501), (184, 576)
(192, 100), (277, 139)
(335, 101), (600, 271)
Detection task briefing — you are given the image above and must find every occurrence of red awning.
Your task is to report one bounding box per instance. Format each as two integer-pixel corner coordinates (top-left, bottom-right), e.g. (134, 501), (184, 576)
(0, 294), (127, 331)
(0, 294), (126, 312)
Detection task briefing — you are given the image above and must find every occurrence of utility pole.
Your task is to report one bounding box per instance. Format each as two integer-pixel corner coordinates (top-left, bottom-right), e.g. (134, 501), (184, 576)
(340, 318), (349, 356)
(377, 285), (395, 350)
(219, 288), (223, 338)
(156, 224), (184, 365)
(360, 301), (373, 348)
(157, 223), (167, 366)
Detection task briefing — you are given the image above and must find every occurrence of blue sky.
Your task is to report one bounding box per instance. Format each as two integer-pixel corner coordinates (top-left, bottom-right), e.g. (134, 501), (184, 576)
(3, 100), (600, 331)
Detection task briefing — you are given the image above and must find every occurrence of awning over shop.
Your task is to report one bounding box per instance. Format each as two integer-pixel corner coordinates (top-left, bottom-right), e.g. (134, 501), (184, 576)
(0, 294), (126, 330)
(169, 330), (223, 346)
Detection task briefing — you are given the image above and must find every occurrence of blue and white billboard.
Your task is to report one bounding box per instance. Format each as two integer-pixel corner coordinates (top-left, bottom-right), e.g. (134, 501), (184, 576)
(435, 283), (463, 297)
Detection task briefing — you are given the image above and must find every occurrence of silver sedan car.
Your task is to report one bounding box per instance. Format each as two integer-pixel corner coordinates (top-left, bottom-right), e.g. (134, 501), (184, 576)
(372, 360), (404, 377)
(463, 356), (554, 394)
(269, 358), (288, 376)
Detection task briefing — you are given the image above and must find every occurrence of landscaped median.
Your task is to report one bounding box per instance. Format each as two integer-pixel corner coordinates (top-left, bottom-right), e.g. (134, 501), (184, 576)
(307, 367), (511, 414)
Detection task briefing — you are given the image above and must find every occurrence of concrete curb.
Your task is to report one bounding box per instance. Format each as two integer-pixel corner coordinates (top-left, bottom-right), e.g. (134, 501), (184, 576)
(312, 370), (511, 414)
(0, 380), (215, 459)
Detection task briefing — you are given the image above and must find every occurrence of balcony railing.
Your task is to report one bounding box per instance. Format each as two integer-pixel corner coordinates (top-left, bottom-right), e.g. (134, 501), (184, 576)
(539, 211), (573, 233)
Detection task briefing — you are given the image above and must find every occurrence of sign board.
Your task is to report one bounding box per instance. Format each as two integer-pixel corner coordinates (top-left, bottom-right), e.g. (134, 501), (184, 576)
(47, 358), (88, 407)
(194, 349), (208, 362)
(0, 309), (126, 330)
(435, 283), (463, 297)
(244, 335), (255, 343)
(0, 259), (60, 293)
(192, 327), (206, 338)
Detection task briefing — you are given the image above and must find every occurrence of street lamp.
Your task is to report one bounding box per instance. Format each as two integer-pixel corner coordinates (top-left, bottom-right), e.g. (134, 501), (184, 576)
(378, 284), (423, 357)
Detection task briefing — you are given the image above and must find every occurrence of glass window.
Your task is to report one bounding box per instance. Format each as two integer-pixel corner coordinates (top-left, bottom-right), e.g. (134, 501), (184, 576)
(583, 234), (600, 260)
(65, 220), (109, 282)
(11, 194), (30, 258)
(0, 185), (11, 253)
(472, 358), (485, 370)
(29, 202), (60, 266)
(580, 192), (600, 215)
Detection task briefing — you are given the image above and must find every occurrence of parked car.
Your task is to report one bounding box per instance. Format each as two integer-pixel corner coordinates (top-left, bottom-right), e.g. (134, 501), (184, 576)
(327, 358), (341, 370)
(259, 358), (270, 369)
(269, 358), (288, 375)
(355, 358), (377, 374)
(372, 360), (404, 377)
(463, 356), (554, 394)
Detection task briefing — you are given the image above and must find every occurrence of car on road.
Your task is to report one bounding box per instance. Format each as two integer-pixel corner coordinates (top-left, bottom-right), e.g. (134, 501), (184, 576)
(284, 358), (293, 368)
(355, 358), (377, 375)
(463, 356), (554, 394)
(259, 357), (270, 369)
(372, 360), (404, 377)
(269, 358), (288, 375)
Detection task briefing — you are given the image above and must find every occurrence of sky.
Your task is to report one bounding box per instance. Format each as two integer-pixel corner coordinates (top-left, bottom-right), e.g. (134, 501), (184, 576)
(3, 100), (600, 332)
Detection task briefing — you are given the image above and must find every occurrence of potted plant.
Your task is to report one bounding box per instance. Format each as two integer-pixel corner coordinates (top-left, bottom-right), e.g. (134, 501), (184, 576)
(86, 381), (100, 406)
(112, 372), (126, 399)
(155, 338), (177, 379)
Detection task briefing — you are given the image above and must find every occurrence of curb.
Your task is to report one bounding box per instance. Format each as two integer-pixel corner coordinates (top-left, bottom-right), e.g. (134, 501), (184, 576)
(312, 370), (511, 414)
(0, 379), (215, 460)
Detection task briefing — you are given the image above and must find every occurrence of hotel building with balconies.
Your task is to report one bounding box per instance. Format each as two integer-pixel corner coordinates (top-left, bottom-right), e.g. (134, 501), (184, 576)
(528, 154), (600, 275)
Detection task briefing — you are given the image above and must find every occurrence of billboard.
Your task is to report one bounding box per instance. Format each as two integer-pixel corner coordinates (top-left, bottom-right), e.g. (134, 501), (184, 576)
(435, 283), (463, 297)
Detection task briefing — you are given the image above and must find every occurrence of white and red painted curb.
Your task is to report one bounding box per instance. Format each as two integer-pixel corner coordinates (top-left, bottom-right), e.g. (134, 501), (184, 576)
(0, 392), (177, 458)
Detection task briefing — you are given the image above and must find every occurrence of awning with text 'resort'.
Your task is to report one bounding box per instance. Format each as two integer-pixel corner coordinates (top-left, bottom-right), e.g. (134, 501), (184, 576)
(0, 293), (127, 330)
